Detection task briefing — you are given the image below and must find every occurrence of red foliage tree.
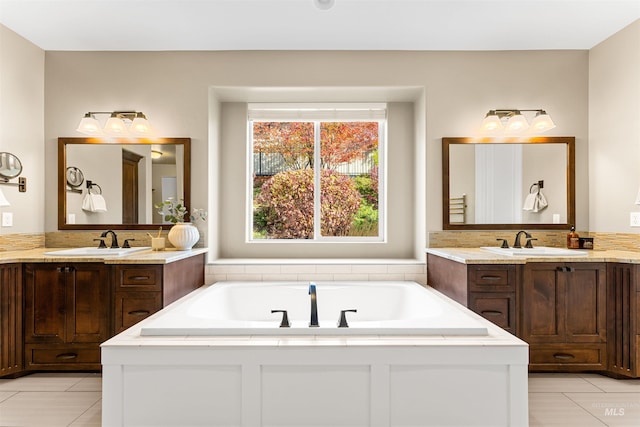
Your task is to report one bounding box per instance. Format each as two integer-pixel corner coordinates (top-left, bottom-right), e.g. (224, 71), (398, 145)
(253, 121), (378, 169)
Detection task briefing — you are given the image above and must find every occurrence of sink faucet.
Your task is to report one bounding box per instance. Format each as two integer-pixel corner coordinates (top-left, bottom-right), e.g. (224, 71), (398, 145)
(309, 282), (319, 327)
(513, 230), (532, 249)
(100, 230), (120, 249)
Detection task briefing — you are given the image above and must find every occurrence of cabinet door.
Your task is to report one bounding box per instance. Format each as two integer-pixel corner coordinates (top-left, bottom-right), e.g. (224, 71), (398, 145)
(0, 264), (22, 376)
(522, 263), (564, 343)
(523, 263), (607, 344)
(564, 263), (607, 343)
(24, 264), (66, 344)
(66, 264), (109, 344)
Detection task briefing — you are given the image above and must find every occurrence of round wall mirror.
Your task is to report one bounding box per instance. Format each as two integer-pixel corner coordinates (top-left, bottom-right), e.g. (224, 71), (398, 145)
(0, 152), (23, 179)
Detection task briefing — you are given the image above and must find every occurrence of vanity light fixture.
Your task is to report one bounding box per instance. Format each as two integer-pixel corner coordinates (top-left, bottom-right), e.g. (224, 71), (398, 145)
(76, 111), (153, 137)
(151, 150), (163, 159)
(480, 109), (556, 134)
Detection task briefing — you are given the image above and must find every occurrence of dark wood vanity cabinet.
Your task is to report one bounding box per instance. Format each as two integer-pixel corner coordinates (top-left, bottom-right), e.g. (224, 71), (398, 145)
(0, 264), (22, 376)
(113, 254), (205, 334)
(426, 254), (518, 333)
(607, 263), (640, 378)
(521, 262), (607, 371)
(23, 263), (109, 371)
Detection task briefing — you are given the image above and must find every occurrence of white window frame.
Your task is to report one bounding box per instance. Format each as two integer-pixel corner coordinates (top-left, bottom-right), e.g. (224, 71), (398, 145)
(247, 103), (387, 243)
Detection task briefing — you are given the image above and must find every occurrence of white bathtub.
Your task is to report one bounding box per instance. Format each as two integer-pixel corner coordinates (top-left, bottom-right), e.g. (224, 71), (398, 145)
(103, 281), (529, 426)
(140, 281), (489, 336)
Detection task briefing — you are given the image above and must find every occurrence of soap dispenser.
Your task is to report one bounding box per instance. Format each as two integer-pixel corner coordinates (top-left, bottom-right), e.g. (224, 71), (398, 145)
(567, 225), (579, 249)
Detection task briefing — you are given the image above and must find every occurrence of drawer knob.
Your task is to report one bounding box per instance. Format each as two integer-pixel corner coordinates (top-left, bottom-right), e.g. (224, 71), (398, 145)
(56, 352), (78, 360)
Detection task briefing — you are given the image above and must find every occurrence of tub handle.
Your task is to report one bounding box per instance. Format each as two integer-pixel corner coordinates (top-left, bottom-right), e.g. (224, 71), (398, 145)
(338, 309), (358, 328)
(271, 310), (290, 328)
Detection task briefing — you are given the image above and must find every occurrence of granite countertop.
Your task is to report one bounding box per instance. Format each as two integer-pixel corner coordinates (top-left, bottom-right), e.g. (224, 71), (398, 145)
(0, 247), (208, 265)
(425, 247), (640, 264)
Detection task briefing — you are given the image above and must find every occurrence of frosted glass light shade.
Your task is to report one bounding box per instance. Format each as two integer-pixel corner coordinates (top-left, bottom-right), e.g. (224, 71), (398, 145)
(76, 114), (104, 135)
(104, 116), (128, 135)
(480, 114), (503, 133)
(530, 112), (556, 133)
(505, 114), (529, 133)
(0, 188), (10, 207)
(130, 114), (153, 135)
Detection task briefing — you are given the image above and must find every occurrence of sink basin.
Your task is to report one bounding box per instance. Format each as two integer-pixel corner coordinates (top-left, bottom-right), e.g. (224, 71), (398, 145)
(45, 247), (151, 257)
(480, 246), (588, 257)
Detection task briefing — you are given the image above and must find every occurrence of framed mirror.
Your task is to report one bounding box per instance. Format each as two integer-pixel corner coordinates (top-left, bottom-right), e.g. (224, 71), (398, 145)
(58, 137), (191, 230)
(443, 136), (575, 230)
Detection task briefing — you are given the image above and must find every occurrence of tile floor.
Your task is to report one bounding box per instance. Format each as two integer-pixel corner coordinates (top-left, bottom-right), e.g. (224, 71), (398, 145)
(0, 372), (638, 426)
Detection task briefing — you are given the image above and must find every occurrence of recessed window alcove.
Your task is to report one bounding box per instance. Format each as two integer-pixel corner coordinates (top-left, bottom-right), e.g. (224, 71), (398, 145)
(208, 87), (426, 261)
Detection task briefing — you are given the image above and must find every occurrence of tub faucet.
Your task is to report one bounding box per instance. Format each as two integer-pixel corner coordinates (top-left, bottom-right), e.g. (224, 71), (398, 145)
(513, 230), (532, 249)
(100, 230), (120, 249)
(309, 283), (319, 327)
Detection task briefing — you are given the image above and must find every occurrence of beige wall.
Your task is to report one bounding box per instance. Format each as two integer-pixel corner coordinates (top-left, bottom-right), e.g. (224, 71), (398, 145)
(43, 49), (590, 259)
(0, 25), (44, 234)
(589, 19), (640, 232)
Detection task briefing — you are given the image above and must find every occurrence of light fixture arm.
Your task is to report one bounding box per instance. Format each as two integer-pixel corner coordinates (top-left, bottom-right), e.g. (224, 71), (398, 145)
(487, 109), (548, 118)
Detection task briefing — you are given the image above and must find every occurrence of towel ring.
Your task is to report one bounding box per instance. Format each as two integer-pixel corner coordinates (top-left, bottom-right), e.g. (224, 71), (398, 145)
(86, 180), (102, 195)
(529, 180), (544, 193)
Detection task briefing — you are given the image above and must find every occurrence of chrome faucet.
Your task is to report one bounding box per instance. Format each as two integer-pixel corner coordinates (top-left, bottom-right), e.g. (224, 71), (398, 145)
(309, 283), (319, 327)
(100, 230), (120, 249)
(513, 230), (532, 249)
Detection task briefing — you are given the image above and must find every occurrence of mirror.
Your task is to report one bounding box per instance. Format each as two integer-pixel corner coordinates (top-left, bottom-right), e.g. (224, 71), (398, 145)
(58, 137), (191, 230)
(443, 137), (575, 230)
(0, 152), (23, 179)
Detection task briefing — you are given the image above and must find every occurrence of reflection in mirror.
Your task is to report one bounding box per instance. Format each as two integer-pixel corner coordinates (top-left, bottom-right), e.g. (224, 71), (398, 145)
(58, 138), (190, 230)
(0, 152), (23, 179)
(443, 137), (575, 230)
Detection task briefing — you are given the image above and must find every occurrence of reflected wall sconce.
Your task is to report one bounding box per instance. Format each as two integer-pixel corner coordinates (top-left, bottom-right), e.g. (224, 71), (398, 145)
(480, 109), (556, 134)
(76, 111), (153, 137)
(151, 150), (163, 160)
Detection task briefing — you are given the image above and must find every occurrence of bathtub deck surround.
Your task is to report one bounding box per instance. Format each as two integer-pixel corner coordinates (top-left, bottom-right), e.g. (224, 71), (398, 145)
(102, 281), (529, 426)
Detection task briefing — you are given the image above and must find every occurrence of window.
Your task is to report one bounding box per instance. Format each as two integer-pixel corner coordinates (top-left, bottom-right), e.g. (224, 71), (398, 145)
(248, 103), (386, 241)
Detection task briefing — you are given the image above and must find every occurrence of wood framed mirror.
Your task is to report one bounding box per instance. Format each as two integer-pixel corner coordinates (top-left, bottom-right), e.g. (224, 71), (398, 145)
(443, 136), (575, 230)
(58, 137), (191, 230)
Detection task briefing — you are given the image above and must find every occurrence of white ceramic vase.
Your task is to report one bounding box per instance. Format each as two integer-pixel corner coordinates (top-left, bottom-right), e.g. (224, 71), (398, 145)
(167, 222), (199, 250)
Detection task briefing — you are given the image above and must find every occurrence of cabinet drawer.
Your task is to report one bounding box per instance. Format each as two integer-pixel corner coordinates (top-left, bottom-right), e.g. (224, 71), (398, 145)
(114, 291), (162, 333)
(469, 292), (515, 332)
(116, 266), (162, 291)
(529, 344), (607, 370)
(25, 345), (101, 367)
(469, 266), (516, 292)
